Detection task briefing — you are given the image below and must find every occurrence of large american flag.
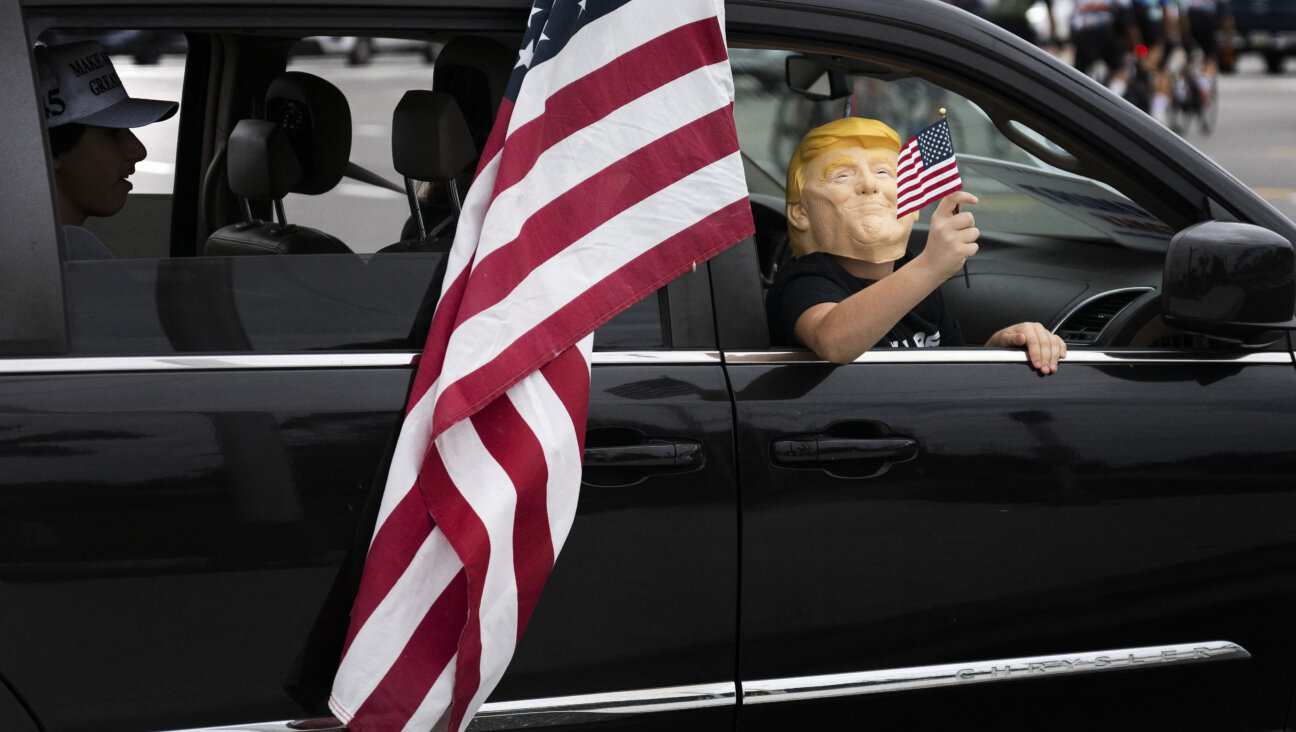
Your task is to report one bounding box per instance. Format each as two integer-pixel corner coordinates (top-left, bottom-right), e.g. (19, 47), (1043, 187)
(896, 117), (962, 219)
(327, 1), (752, 730)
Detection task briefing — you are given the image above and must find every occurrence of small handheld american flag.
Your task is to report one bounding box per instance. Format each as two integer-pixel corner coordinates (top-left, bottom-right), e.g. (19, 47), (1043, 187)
(896, 116), (962, 219)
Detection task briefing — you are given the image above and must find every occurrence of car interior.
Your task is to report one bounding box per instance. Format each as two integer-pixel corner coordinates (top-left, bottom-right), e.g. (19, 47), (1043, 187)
(31, 23), (1272, 360)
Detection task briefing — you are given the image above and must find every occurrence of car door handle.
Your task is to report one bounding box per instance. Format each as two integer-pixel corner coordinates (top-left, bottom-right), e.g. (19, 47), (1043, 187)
(771, 436), (916, 464)
(584, 439), (704, 468)
(770, 421), (918, 479)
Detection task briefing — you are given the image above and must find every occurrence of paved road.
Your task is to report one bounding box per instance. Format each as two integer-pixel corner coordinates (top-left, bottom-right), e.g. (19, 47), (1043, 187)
(1177, 54), (1296, 223)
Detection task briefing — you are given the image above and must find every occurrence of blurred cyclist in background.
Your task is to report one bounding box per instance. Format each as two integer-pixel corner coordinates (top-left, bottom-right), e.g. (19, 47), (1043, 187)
(1071, 0), (1135, 98)
(986, 0), (1057, 46)
(1130, 0), (1179, 123)
(1180, 0), (1233, 106)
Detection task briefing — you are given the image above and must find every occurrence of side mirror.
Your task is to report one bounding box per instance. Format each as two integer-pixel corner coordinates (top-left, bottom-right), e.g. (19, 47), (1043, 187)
(1162, 221), (1296, 345)
(785, 55), (850, 101)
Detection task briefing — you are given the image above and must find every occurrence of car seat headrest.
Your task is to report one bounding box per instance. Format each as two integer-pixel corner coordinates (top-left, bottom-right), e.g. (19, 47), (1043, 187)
(433, 36), (514, 156)
(392, 90), (476, 182)
(265, 71), (352, 195)
(227, 119), (303, 200)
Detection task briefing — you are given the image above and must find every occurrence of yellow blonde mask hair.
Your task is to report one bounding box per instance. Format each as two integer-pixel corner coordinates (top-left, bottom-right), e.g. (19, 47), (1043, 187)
(785, 117), (905, 258)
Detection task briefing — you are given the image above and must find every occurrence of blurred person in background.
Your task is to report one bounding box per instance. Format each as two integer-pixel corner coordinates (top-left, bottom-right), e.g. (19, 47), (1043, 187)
(1131, 0), (1179, 123)
(987, 0), (1058, 47)
(1180, 0), (1233, 106)
(1071, 0), (1135, 98)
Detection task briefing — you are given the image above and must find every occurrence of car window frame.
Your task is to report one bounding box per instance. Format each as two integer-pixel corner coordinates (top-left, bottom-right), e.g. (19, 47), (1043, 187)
(717, 5), (1296, 355)
(3, 4), (66, 356)
(21, 11), (717, 358)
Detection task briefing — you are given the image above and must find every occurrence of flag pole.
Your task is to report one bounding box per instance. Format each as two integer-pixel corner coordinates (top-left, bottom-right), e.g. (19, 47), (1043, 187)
(941, 107), (971, 289)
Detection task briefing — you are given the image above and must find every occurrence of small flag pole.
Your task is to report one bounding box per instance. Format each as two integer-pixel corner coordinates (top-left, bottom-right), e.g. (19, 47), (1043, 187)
(941, 107), (971, 289)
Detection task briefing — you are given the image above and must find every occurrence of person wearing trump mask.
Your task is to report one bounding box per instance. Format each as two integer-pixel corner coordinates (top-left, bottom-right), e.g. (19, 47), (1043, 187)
(764, 116), (1066, 375)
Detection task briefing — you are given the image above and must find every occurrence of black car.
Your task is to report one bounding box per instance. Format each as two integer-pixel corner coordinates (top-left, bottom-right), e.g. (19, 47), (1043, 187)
(4, 1), (1296, 731)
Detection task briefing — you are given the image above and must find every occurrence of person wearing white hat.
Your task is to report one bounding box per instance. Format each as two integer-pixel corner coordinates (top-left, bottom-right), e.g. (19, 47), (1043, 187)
(35, 40), (178, 258)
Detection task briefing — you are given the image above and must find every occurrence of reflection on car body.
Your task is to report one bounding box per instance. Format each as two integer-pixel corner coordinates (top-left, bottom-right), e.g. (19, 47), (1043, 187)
(3, 1), (1296, 731)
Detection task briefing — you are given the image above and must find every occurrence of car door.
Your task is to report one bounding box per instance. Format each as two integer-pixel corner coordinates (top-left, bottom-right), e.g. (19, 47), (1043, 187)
(719, 6), (1296, 729)
(3, 18), (739, 732)
(725, 346), (1296, 730)
(482, 273), (739, 731)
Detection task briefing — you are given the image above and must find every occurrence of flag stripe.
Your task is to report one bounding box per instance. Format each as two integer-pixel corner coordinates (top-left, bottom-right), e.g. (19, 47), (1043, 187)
(457, 105), (741, 330)
(433, 195), (749, 430)
(338, 486), (431, 658)
(453, 344), (593, 728)
(492, 19), (729, 196)
(331, 524), (461, 720)
(534, 343), (591, 554)
(400, 656), (457, 732)
(478, 61), (740, 264)
(349, 570), (467, 732)
(897, 166), (960, 209)
(508, 0), (726, 131)
(474, 394), (554, 640)
(895, 118), (962, 219)
(908, 180), (961, 209)
(897, 156), (958, 197)
(433, 153), (748, 432)
(421, 422), (499, 732)
(510, 343), (590, 633)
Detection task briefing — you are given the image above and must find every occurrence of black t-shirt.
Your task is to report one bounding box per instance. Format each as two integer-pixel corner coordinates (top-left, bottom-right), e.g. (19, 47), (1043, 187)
(765, 251), (965, 350)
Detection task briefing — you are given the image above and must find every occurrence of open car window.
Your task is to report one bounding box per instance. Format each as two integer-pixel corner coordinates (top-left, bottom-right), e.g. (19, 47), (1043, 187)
(729, 47), (1201, 351)
(732, 47), (1172, 250)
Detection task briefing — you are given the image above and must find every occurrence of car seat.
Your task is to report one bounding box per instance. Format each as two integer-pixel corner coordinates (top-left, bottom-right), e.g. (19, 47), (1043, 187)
(381, 89), (476, 253)
(203, 71), (354, 255)
(432, 35), (513, 159)
(388, 36), (514, 246)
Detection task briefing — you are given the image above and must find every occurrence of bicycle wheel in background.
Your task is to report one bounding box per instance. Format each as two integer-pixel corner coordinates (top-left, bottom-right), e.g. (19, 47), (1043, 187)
(1168, 69), (1192, 134)
(1200, 73), (1219, 134)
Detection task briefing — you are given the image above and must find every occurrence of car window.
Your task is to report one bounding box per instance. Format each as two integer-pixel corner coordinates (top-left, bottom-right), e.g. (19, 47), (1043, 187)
(732, 48), (1172, 249)
(282, 38), (433, 254)
(729, 47), (1188, 351)
(37, 32), (665, 356)
(36, 29), (186, 259)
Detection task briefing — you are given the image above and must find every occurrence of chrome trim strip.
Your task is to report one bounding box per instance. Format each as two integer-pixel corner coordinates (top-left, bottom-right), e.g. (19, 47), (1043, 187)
(724, 349), (1294, 366)
(142, 642), (1250, 731)
(468, 681), (736, 729)
(0, 348), (1283, 373)
(742, 641), (1250, 705)
(1051, 286), (1155, 336)
(0, 353), (419, 373)
(592, 350), (722, 365)
(0, 351), (721, 374)
(161, 723), (342, 732)
(159, 681), (737, 731)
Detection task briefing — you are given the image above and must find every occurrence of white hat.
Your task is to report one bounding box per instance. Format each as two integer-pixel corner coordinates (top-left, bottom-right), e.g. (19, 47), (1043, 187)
(35, 41), (178, 128)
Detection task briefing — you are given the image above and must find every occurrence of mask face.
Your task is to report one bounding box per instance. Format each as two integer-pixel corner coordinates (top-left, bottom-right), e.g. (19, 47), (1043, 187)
(790, 143), (916, 263)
